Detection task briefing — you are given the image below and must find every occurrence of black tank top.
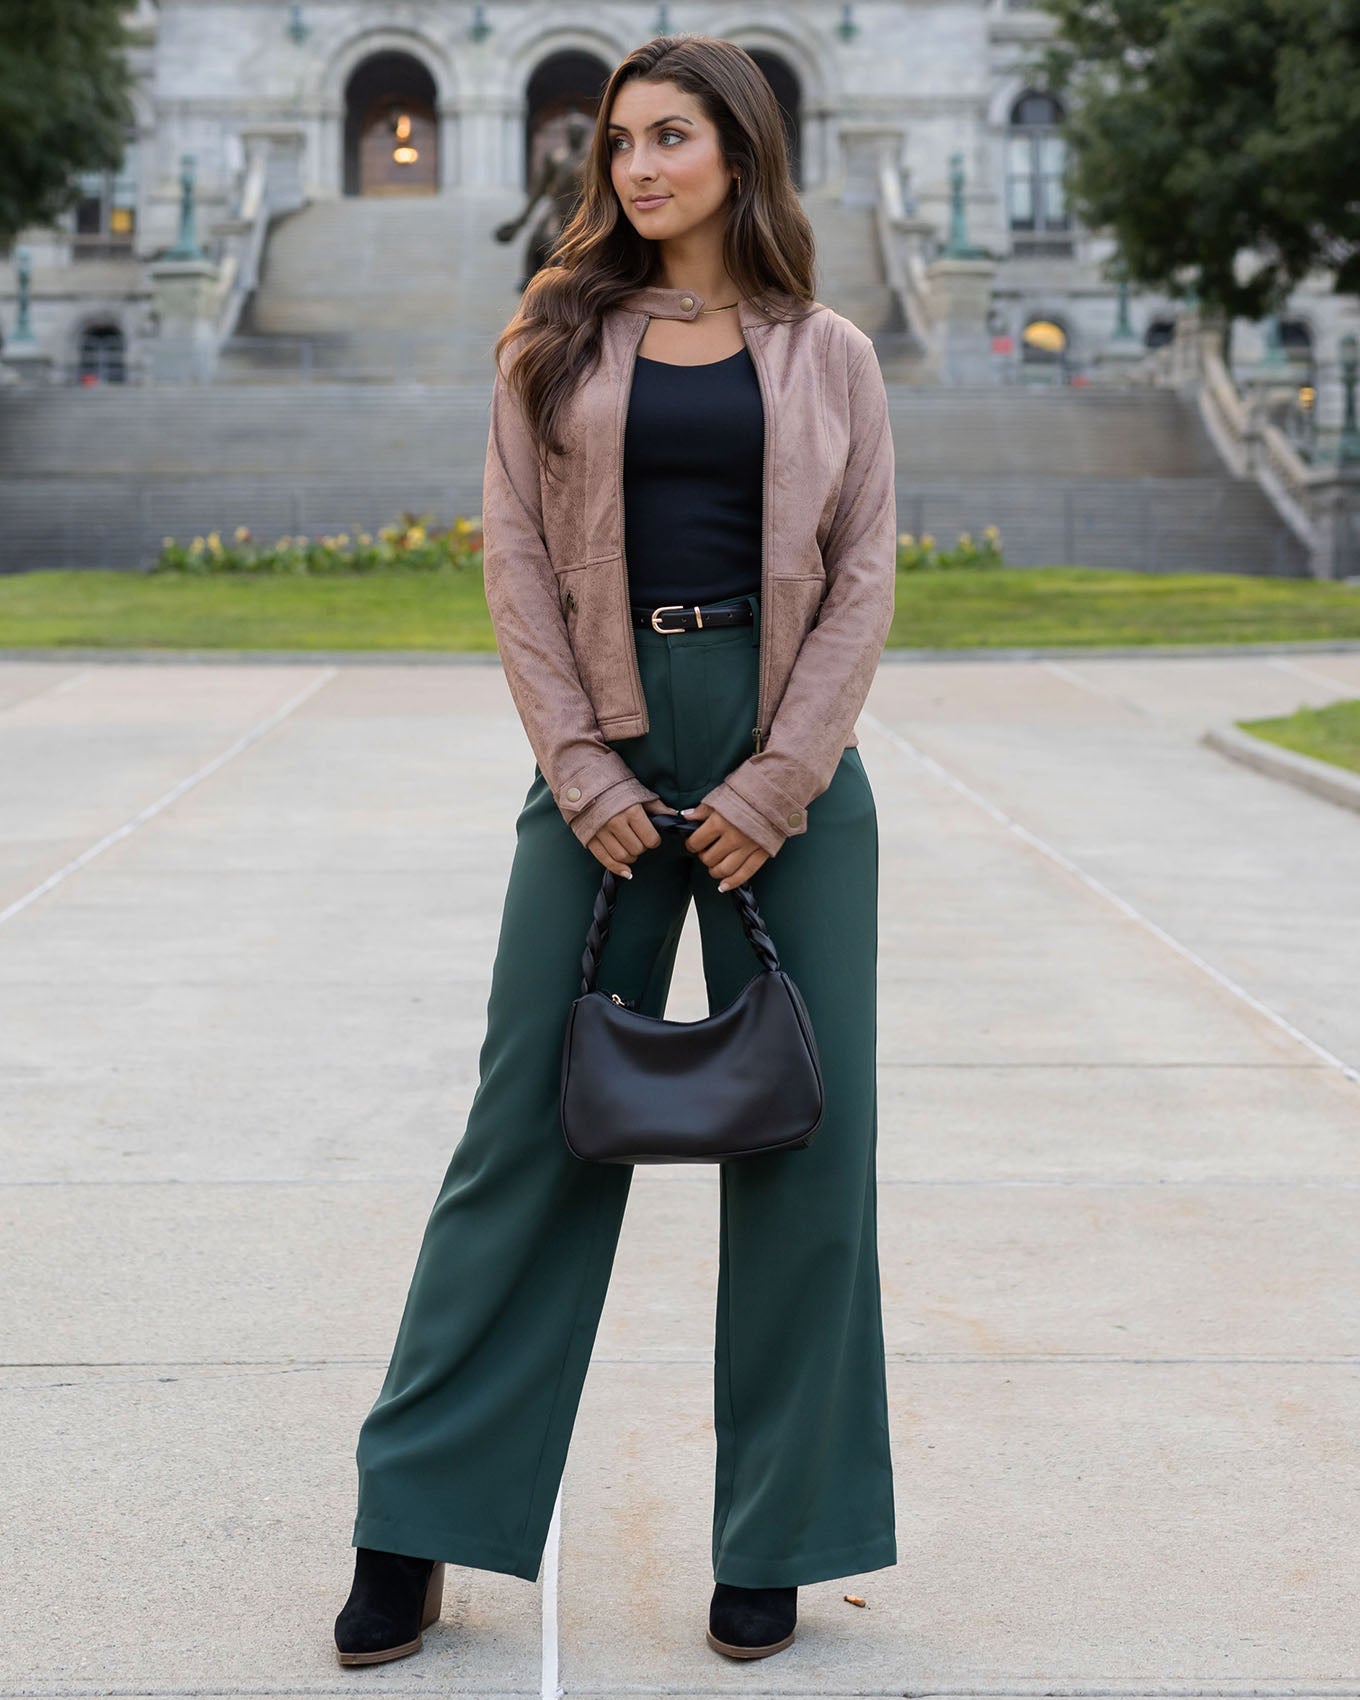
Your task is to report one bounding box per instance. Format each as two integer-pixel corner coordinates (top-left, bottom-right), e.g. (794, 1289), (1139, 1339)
(623, 346), (764, 606)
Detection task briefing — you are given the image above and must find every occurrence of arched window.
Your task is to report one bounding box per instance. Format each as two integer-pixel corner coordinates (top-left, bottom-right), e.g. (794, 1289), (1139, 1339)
(1007, 91), (1070, 251)
(74, 132), (139, 258)
(77, 323), (126, 384)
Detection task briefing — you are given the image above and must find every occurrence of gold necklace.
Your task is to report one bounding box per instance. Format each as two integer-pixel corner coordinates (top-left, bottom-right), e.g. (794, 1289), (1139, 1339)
(699, 300), (741, 313)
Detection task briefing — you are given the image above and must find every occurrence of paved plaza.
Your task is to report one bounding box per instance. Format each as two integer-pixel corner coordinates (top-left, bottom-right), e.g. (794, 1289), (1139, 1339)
(1, 646), (1358, 1697)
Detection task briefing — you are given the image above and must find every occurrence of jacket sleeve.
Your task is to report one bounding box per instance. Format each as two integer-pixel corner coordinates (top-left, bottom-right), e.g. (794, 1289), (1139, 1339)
(696, 341), (896, 857)
(482, 352), (663, 846)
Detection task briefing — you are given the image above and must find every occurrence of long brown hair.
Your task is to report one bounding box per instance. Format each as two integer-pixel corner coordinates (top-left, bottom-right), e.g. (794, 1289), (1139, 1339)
(492, 34), (817, 478)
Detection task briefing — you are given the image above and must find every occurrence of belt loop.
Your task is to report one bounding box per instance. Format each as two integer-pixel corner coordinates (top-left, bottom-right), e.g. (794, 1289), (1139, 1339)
(743, 592), (760, 650)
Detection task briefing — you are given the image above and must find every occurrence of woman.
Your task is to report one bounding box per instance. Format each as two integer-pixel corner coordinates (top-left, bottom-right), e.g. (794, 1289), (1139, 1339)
(335, 32), (898, 1669)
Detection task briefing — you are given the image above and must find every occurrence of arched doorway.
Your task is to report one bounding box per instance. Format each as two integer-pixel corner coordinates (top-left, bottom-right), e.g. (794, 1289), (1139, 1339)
(524, 50), (610, 191)
(746, 50), (803, 189)
(77, 323), (126, 384)
(1021, 316), (1070, 385)
(344, 52), (439, 196)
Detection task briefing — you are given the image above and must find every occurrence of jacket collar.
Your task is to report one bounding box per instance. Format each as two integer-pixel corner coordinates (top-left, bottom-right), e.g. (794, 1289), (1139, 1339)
(615, 284), (784, 331)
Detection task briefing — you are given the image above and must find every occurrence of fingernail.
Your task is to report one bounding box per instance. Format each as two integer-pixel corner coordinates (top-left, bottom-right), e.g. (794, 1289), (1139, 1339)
(717, 880), (728, 892)
(621, 868), (633, 879)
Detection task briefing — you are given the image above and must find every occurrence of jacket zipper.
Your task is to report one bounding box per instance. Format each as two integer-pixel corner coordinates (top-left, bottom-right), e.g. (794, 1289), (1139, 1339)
(620, 319), (650, 731)
(746, 311), (771, 754)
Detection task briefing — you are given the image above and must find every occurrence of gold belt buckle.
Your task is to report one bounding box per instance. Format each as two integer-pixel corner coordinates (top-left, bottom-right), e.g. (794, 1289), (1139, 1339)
(650, 603), (692, 634)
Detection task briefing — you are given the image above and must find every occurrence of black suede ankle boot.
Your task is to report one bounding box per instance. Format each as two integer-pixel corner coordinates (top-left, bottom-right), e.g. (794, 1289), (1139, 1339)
(706, 1581), (798, 1658)
(334, 1545), (446, 1666)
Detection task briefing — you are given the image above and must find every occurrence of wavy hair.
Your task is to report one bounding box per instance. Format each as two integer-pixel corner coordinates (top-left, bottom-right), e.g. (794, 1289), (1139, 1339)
(492, 33), (817, 478)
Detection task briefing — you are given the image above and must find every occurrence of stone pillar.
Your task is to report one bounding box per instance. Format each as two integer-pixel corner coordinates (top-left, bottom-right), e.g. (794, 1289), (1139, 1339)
(147, 257), (221, 383)
(1, 342), (55, 386)
(1307, 471), (1360, 580)
(924, 256), (999, 385)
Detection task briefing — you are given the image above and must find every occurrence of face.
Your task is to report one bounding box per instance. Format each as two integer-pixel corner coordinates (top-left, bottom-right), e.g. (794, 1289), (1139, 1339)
(606, 78), (737, 241)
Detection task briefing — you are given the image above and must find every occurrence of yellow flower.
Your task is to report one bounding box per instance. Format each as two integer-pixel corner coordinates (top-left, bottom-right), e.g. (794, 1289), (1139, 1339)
(921, 533), (935, 549)
(234, 526), (251, 542)
(161, 535), (174, 547)
(191, 536), (205, 551)
(897, 532), (915, 547)
(455, 516), (472, 534)
(336, 533), (349, 546)
(958, 531), (972, 544)
(358, 533), (373, 546)
(984, 525), (1000, 539)
(407, 525), (427, 545)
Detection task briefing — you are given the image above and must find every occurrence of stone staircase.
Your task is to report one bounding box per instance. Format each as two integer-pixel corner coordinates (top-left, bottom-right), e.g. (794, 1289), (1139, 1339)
(0, 187), (1308, 578)
(217, 188), (530, 383)
(0, 382), (1307, 577)
(800, 192), (920, 379)
(217, 186), (911, 384)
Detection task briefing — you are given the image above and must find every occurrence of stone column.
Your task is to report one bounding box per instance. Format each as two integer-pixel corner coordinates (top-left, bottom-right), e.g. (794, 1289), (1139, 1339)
(924, 257), (999, 385)
(1307, 471), (1360, 580)
(146, 258), (221, 383)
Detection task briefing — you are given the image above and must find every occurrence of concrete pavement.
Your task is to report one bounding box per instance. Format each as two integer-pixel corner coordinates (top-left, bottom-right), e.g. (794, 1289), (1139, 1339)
(1, 647), (1357, 1697)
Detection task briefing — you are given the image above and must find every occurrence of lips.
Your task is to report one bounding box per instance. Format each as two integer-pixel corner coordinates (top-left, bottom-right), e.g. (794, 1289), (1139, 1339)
(634, 195), (669, 209)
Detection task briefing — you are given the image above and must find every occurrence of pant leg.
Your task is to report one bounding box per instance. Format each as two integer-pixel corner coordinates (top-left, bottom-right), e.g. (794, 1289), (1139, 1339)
(654, 613), (896, 1587)
(697, 743), (896, 1586)
(351, 741), (696, 1581)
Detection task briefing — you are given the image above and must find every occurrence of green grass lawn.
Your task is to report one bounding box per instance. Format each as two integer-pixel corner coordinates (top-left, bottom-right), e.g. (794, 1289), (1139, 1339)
(1, 563), (1359, 651)
(1236, 699), (1360, 777)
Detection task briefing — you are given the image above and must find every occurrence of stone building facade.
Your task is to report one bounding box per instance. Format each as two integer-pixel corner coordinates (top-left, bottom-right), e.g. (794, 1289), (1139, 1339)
(0, 0), (1342, 393)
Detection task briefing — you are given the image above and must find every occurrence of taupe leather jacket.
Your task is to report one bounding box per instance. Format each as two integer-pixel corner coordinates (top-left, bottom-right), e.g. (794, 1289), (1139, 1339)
(481, 284), (896, 857)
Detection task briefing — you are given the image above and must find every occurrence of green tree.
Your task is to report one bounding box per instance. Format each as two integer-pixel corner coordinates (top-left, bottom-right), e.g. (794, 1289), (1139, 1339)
(1029, 0), (1360, 329)
(0, 0), (136, 253)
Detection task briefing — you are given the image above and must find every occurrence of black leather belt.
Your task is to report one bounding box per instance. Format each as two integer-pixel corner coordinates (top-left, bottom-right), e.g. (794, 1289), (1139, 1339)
(630, 599), (755, 633)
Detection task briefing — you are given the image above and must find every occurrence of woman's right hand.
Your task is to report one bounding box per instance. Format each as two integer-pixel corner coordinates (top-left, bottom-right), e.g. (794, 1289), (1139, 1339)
(586, 799), (675, 877)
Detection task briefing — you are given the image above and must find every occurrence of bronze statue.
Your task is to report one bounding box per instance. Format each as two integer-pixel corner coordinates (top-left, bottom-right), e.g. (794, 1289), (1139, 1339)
(494, 106), (594, 290)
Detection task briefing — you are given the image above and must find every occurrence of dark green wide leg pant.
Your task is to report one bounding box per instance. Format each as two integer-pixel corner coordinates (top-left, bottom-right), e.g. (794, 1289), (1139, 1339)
(351, 596), (897, 1588)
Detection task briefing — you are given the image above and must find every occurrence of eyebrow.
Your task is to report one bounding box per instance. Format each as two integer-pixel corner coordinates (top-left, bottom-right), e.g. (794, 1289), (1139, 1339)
(605, 115), (694, 133)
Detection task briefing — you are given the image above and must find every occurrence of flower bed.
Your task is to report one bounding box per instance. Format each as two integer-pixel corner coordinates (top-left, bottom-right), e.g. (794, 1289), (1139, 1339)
(151, 514), (484, 575)
(897, 526), (1004, 571)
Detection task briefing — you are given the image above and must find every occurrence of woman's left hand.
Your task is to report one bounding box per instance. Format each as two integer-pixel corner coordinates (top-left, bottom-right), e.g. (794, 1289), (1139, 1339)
(680, 803), (770, 892)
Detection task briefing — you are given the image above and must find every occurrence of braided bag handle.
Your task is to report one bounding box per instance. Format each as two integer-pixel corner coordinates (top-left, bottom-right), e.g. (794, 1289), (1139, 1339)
(577, 812), (779, 997)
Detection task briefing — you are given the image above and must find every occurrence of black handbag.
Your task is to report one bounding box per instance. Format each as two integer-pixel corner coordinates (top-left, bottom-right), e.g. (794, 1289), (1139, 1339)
(559, 812), (825, 1164)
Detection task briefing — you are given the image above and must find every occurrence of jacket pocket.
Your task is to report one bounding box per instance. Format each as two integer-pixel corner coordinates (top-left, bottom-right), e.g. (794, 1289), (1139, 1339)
(556, 554), (640, 726)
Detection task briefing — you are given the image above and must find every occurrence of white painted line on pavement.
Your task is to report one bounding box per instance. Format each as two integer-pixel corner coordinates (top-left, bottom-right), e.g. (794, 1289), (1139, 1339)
(1268, 655), (1360, 695)
(543, 1484), (563, 1700)
(0, 667), (338, 929)
(1040, 658), (1152, 715)
(0, 665), (92, 712)
(859, 710), (1360, 1089)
